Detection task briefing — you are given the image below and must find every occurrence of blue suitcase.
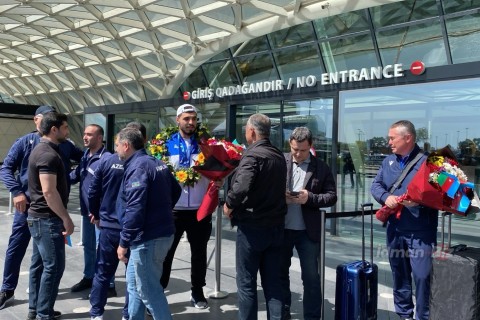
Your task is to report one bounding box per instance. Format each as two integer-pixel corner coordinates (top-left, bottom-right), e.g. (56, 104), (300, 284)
(335, 203), (378, 320)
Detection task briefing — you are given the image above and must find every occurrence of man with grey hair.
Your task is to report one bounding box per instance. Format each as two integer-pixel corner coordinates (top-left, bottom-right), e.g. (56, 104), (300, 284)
(223, 113), (287, 320)
(371, 120), (437, 320)
(88, 122), (147, 320)
(280, 127), (337, 320)
(115, 127), (181, 320)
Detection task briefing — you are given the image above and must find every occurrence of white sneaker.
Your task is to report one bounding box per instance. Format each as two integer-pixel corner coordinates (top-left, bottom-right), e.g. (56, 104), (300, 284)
(91, 316), (103, 320)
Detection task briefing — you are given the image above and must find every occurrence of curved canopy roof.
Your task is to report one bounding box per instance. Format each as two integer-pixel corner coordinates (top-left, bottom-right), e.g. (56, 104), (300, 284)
(0, 0), (402, 113)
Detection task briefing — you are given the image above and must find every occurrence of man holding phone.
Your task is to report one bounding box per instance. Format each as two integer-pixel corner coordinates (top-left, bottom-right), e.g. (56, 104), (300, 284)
(281, 127), (337, 320)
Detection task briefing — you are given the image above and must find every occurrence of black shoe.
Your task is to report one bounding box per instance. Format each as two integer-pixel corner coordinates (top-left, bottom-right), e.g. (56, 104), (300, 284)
(71, 277), (93, 292)
(107, 287), (117, 298)
(282, 305), (291, 320)
(190, 289), (208, 309)
(27, 310), (61, 319)
(0, 290), (14, 310)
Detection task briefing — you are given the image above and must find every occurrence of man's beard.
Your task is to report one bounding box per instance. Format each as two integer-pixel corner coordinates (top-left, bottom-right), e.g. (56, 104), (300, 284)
(180, 126), (196, 137)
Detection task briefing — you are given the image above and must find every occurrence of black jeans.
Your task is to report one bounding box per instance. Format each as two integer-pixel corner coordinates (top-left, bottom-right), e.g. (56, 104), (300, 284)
(161, 210), (212, 291)
(236, 223), (284, 320)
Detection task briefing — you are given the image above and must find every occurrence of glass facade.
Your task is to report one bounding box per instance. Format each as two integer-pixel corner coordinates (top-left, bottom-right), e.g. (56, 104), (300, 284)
(340, 78), (480, 181)
(84, 0), (480, 246)
(179, 0), (480, 95)
(337, 77), (480, 244)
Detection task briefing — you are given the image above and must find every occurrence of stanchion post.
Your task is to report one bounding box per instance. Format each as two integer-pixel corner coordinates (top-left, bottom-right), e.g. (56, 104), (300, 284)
(319, 210), (326, 320)
(7, 192), (14, 215)
(208, 194), (228, 299)
(76, 216), (83, 246)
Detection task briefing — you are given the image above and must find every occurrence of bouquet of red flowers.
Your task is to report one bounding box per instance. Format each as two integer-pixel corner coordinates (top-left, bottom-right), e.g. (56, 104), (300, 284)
(193, 138), (244, 221)
(376, 146), (479, 223)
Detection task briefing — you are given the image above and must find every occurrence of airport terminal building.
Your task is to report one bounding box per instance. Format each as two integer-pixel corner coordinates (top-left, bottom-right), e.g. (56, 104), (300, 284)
(1, 0), (480, 243)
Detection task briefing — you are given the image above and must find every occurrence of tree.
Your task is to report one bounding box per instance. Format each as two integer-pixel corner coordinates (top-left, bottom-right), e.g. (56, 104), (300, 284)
(473, 138), (480, 151)
(369, 136), (389, 154)
(416, 127), (429, 143)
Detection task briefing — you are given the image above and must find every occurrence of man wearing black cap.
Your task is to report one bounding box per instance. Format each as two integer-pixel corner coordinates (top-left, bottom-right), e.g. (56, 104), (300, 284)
(0, 105), (82, 312)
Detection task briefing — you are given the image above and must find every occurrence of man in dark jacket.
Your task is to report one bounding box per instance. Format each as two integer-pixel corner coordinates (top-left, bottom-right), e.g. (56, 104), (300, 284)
(223, 113), (287, 320)
(0, 106), (82, 311)
(88, 122), (146, 320)
(371, 120), (437, 320)
(70, 124), (109, 293)
(116, 127), (181, 320)
(281, 127), (337, 320)
(88, 151), (127, 320)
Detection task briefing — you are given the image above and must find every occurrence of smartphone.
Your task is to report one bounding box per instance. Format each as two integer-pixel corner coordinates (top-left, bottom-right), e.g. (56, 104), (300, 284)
(289, 191), (300, 196)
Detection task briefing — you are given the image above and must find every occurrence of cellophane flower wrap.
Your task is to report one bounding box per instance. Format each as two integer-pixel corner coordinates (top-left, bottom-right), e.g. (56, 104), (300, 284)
(407, 146), (477, 216)
(376, 146), (479, 223)
(193, 138), (245, 221)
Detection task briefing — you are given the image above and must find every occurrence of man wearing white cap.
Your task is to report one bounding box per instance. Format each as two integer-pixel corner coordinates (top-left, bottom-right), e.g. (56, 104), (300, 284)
(160, 104), (222, 309)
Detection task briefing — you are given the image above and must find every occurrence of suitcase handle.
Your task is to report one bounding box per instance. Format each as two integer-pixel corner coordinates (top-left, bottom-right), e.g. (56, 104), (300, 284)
(360, 203), (374, 266)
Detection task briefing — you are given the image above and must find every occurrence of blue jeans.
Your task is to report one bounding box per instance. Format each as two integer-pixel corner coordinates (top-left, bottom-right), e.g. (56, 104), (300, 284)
(2, 210), (31, 292)
(90, 228), (128, 319)
(82, 215), (98, 279)
(387, 228), (436, 320)
(127, 236), (174, 320)
(280, 229), (321, 320)
(236, 224), (284, 320)
(27, 217), (65, 320)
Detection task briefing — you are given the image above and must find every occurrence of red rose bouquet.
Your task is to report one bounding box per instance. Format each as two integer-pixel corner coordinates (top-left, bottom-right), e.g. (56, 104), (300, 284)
(193, 138), (244, 221)
(376, 146), (479, 223)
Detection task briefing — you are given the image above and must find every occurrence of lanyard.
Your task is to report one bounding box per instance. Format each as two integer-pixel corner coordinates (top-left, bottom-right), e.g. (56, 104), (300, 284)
(177, 133), (198, 168)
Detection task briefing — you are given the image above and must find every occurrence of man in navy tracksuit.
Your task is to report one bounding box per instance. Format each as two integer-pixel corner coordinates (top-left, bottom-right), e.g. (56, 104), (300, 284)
(0, 106), (82, 310)
(70, 124), (109, 293)
(116, 127), (181, 320)
(371, 120), (437, 320)
(88, 152), (128, 320)
(88, 122), (146, 320)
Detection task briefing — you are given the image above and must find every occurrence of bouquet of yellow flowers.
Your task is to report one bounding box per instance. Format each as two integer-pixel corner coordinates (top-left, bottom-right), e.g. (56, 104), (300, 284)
(407, 147), (475, 215)
(146, 123), (210, 187)
(376, 146), (479, 223)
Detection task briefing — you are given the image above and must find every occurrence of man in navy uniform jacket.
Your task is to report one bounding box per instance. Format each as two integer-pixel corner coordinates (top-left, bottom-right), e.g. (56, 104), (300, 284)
(88, 122), (146, 320)
(116, 127), (181, 320)
(70, 124), (109, 293)
(371, 120), (437, 320)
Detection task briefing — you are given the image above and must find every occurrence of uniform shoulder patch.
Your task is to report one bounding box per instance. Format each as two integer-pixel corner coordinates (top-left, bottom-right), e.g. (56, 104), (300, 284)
(131, 181), (141, 188)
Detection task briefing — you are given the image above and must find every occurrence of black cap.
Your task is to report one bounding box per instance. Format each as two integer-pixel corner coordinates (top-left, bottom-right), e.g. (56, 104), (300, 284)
(35, 105), (55, 116)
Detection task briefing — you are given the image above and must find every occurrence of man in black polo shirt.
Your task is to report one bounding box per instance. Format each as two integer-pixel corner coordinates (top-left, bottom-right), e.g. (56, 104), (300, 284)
(27, 112), (74, 320)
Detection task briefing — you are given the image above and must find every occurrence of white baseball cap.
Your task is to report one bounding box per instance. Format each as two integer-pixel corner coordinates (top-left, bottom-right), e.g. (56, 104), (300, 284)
(176, 104), (197, 116)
